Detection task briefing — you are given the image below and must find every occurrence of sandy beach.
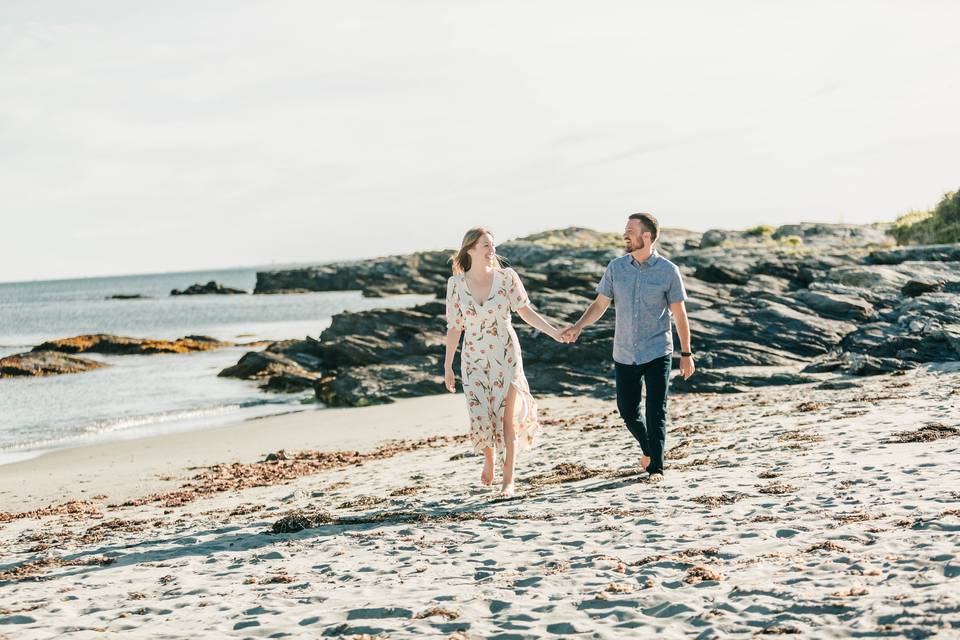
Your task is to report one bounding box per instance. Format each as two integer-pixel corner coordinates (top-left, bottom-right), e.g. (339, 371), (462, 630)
(1, 364), (958, 638)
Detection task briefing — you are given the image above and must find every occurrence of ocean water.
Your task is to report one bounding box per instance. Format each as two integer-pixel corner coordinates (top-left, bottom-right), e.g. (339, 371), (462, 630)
(0, 267), (432, 465)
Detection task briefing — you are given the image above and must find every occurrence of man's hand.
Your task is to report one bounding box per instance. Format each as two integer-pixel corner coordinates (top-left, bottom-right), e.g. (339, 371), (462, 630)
(444, 366), (456, 393)
(560, 325), (582, 343)
(679, 355), (695, 380)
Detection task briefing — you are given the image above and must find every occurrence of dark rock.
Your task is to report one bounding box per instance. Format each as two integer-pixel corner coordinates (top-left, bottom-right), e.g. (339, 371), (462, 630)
(107, 294), (148, 300)
(261, 373), (316, 393)
(699, 229), (730, 249)
(315, 362), (443, 407)
(842, 354), (914, 376)
(670, 368), (819, 394)
(0, 351), (105, 377)
(794, 290), (875, 321)
(171, 281), (246, 295)
(867, 243), (960, 265)
(255, 251), (452, 296)
(219, 338), (322, 392)
(901, 279), (945, 297)
(33, 334), (231, 356)
(694, 264), (751, 285)
(816, 379), (860, 390)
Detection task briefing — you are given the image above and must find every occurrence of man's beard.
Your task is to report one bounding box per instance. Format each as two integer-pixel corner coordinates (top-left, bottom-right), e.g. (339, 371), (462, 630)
(626, 237), (645, 252)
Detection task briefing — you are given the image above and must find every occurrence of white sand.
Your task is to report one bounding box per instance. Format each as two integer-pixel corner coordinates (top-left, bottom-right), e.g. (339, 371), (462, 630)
(1, 365), (959, 638)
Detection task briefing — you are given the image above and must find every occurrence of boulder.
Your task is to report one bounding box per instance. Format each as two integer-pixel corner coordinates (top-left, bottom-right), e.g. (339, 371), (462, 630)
(823, 265), (910, 292)
(699, 229), (730, 248)
(794, 290), (875, 321)
(171, 281), (246, 295)
(0, 351), (105, 377)
(902, 279), (945, 297)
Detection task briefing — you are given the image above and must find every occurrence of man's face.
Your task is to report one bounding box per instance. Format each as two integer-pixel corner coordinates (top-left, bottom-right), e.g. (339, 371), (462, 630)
(623, 219), (650, 253)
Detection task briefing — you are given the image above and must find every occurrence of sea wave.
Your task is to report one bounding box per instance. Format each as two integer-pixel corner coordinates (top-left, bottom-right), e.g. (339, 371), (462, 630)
(0, 398), (298, 458)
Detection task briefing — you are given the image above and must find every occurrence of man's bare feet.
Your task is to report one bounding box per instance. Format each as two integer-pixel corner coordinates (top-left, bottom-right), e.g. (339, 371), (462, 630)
(646, 472), (664, 484)
(641, 456), (651, 471)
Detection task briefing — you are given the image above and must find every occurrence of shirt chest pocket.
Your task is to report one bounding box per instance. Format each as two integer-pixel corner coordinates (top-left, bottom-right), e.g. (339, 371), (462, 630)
(638, 281), (665, 307)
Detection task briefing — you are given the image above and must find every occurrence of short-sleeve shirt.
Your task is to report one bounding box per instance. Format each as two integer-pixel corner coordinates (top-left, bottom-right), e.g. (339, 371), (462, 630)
(596, 250), (688, 365)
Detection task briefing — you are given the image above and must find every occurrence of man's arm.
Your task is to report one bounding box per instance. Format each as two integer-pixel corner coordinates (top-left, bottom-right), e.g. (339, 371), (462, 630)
(561, 294), (612, 342)
(670, 300), (695, 379)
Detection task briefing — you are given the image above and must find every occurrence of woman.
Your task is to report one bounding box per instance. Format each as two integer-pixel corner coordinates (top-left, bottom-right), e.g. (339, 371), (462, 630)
(443, 227), (564, 498)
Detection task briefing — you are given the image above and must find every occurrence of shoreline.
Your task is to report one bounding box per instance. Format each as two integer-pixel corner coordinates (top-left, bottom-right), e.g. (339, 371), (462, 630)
(0, 393), (481, 513)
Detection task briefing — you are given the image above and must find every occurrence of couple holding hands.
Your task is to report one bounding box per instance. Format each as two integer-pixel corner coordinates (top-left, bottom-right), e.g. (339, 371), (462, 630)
(443, 213), (695, 498)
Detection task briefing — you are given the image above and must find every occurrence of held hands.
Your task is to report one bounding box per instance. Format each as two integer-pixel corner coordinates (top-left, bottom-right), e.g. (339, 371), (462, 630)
(548, 325), (579, 343)
(444, 366), (456, 393)
(679, 355), (696, 380)
(559, 325), (582, 344)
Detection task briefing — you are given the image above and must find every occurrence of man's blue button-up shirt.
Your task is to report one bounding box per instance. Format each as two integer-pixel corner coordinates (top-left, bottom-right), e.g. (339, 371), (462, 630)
(596, 250), (688, 365)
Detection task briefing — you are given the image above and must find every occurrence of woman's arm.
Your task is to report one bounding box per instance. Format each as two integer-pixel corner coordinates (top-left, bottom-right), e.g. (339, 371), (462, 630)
(443, 326), (463, 392)
(561, 294), (612, 342)
(517, 305), (562, 341)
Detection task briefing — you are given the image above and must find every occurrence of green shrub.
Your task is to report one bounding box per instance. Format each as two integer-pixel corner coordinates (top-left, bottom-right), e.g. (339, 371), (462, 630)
(780, 235), (803, 246)
(745, 224), (776, 237)
(892, 189), (960, 245)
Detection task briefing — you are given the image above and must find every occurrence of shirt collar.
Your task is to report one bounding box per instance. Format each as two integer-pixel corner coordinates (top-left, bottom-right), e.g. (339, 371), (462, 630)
(630, 249), (660, 269)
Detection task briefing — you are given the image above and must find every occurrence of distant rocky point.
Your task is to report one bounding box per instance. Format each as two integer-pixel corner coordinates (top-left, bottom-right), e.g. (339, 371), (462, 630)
(106, 294), (149, 300)
(32, 334), (233, 356)
(0, 334), (240, 378)
(0, 351), (105, 378)
(225, 223), (960, 406)
(171, 281), (246, 295)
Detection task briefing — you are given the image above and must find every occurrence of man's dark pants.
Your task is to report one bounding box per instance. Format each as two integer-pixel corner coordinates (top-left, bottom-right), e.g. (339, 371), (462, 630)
(614, 355), (672, 475)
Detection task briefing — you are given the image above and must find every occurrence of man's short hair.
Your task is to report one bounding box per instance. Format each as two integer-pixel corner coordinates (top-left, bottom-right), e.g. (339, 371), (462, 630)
(629, 212), (660, 240)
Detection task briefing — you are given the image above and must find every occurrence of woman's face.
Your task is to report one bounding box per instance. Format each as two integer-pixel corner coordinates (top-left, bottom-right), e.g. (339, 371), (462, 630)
(467, 233), (496, 268)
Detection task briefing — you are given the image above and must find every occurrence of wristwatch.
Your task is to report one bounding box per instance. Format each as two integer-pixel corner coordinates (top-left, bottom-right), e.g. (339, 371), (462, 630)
(680, 351), (693, 357)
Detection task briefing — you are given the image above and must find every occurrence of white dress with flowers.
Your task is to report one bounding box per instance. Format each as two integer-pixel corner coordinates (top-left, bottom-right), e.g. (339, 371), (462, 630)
(445, 267), (540, 456)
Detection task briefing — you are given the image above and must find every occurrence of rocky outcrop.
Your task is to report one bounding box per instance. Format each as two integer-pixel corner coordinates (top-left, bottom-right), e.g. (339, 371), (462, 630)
(0, 351), (105, 378)
(33, 334), (232, 355)
(226, 224), (960, 406)
(171, 281), (246, 295)
(219, 338), (323, 392)
(107, 294), (148, 300)
(254, 252), (452, 296)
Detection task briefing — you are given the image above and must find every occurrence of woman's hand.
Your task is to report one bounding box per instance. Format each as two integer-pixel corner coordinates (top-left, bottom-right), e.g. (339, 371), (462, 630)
(444, 366), (456, 393)
(548, 326), (565, 343)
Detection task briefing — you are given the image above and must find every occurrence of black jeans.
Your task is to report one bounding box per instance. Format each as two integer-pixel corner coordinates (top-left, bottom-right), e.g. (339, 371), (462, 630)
(615, 355), (672, 474)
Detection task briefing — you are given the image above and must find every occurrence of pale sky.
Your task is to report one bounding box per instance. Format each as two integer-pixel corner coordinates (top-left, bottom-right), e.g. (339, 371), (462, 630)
(2, 0), (959, 282)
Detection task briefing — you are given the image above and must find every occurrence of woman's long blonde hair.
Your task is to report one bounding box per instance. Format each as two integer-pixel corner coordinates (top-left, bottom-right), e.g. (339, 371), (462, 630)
(451, 227), (508, 275)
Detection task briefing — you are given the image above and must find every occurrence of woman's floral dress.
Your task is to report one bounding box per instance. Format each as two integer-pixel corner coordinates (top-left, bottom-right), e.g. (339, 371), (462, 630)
(445, 267), (540, 456)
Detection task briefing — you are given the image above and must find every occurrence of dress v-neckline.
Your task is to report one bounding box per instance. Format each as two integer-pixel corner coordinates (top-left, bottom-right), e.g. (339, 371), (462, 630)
(462, 270), (498, 306)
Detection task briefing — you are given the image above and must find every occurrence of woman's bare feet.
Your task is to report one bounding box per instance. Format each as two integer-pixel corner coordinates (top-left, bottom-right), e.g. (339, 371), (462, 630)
(480, 448), (495, 486)
(499, 481), (516, 498)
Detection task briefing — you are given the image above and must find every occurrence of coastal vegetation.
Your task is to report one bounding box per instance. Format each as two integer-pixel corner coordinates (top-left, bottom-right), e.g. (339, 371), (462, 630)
(892, 188), (960, 245)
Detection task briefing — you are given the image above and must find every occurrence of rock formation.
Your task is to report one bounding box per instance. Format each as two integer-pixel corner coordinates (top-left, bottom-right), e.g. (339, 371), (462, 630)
(171, 281), (246, 295)
(224, 224), (960, 406)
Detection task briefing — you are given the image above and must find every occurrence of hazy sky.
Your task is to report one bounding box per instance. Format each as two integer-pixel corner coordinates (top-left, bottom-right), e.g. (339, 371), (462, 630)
(2, 1), (958, 282)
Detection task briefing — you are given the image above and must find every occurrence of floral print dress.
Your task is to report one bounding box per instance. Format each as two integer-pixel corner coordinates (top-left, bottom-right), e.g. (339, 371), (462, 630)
(445, 267), (541, 457)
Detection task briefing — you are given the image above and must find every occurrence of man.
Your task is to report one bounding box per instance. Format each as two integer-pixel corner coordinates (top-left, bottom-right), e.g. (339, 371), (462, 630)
(561, 213), (695, 483)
